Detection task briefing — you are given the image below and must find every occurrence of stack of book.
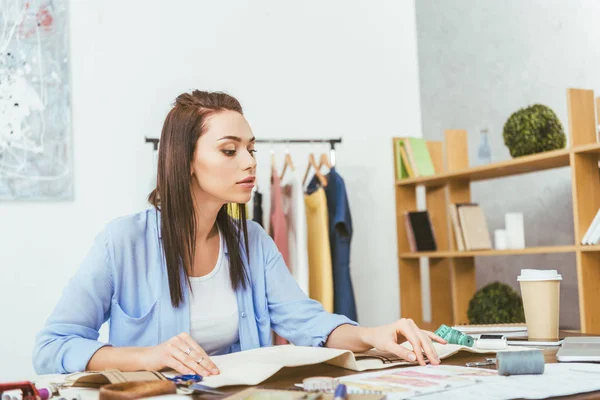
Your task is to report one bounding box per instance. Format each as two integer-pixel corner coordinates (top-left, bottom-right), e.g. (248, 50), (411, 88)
(448, 203), (492, 251)
(581, 208), (600, 245)
(393, 137), (436, 179)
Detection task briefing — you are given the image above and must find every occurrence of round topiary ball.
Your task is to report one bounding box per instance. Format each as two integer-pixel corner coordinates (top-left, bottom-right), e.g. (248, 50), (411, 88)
(503, 104), (566, 157)
(467, 282), (525, 324)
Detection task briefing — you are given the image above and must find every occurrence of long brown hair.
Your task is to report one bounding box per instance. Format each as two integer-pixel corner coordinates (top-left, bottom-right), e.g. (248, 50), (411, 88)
(148, 90), (250, 308)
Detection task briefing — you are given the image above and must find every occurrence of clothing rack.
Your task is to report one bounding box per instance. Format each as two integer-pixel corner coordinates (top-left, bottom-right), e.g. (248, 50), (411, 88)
(254, 138), (341, 150)
(145, 137), (342, 165)
(256, 138), (342, 167)
(145, 137), (160, 151)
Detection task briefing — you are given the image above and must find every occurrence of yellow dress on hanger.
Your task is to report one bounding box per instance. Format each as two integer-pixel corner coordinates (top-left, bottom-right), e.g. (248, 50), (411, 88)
(304, 187), (334, 313)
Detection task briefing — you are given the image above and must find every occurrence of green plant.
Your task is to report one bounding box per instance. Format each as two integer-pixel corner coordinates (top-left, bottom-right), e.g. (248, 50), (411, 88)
(503, 104), (566, 157)
(467, 282), (525, 324)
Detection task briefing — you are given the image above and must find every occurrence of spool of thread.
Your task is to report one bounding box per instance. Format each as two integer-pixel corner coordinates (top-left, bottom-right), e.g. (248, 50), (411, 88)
(302, 377), (340, 392)
(496, 350), (545, 376)
(334, 384), (347, 400)
(37, 388), (50, 400)
(435, 324), (475, 347)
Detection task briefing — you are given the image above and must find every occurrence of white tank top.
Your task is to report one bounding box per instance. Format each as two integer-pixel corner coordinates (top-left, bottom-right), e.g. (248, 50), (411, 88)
(189, 230), (239, 355)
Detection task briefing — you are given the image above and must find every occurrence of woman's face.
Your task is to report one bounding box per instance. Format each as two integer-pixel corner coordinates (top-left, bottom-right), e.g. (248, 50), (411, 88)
(191, 110), (257, 205)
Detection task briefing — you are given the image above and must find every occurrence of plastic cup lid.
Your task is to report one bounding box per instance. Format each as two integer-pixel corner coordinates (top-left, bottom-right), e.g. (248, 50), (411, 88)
(517, 269), (562, 281)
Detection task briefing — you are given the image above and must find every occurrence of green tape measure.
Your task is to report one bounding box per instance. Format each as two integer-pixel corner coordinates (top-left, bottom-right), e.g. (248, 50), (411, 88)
(435, 324), (475, 347)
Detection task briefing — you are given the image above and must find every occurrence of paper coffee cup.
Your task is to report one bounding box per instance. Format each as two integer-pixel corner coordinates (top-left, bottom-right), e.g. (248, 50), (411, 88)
(518, 269), (562, 340)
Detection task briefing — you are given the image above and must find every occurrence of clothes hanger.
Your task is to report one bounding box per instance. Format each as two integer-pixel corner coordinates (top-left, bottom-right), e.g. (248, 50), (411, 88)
(270, 146), (276, 171)
(318, 152), (332, 170)
(279, 143), (295, 181)
(302, 153), (328, 187)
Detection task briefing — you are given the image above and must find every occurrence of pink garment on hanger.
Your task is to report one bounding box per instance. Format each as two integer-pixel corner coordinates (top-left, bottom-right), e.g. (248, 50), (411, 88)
(270, 168), (290, 268)
(270, 167), (291, 346)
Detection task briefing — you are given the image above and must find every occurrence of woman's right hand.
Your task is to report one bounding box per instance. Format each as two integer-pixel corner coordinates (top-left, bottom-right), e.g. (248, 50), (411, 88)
(140, 333), (219, 376)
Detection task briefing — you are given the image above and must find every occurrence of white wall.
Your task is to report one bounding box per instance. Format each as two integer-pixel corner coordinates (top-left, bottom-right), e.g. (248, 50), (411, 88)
(0, 0), (423, 379)
(415, 0), (600, 330)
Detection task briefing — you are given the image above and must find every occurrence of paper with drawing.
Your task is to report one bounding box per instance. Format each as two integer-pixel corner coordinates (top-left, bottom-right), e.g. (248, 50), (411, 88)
(411, 363), (600, 400)
(196, 342), (527, 388)
(339, 364), (498, 399)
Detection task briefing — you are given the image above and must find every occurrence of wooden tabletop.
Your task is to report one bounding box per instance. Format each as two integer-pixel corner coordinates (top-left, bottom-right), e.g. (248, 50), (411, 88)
(208, 332), (600, 400)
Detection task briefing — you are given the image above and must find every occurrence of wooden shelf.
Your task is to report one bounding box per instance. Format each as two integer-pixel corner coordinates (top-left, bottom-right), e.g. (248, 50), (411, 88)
(580, 245), (600, 252)
(394, 89), (600, 333)
(396, 148), (570, 187)
(399, 245), (578, 259)
(573, 142), (600, 154)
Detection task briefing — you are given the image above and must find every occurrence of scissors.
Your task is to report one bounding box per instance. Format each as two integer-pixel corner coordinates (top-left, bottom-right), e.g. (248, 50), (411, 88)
(167, 374), (203, 385)
(466, 358), (497, 367)
(167, 375), (225, 395)
(188, 383), (226, 395)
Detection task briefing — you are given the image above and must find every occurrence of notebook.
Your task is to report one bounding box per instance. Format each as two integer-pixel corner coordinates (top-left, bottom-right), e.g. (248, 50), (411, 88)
(582, 208), (600, 244)
(404, 138), (435, 177)
(394, 138), (415, 180)
(457, 205), (492, 250)
(394, 139), (406, 180)
(448, 204), (465, 251)
(452, 323), (528, 336)
(556, 336), (600, 361)
(399, 146), (416, 178)
(405, 211), (437, 252)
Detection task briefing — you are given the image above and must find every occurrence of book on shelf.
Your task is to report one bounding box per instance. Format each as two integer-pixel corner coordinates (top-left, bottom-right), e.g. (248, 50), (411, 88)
(399, 145), (416, 178)
(393, 137), (435, 180)
(448, 203), (466, 251)
(582, 208), (600, 245)
(402, 139), (421, 177)
(404, 210), (437, 252)
(457, 204), (492, 250)
(404, 204), (492, 254)
(404, 138), (435, 177)
(393, 139), (409, 180)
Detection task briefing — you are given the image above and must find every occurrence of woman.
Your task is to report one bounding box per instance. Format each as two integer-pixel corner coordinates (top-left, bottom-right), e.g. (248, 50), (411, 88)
(33, 90), (446, 376)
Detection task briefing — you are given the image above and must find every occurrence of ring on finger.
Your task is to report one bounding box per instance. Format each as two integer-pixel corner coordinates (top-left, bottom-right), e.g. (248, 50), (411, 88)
(184, 347), (193, 356)
(196, 356), (204, 365)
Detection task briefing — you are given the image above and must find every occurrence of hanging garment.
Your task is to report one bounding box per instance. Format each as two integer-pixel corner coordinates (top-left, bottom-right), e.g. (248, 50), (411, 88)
(308, 168), (357, 321)
(270, 168), (290, 345)
(304, 186), (334, 313)
(252, 189), (264, 227)
(269, 169), (290, 266)
(281, 170), (310, 295)
(323, 168), (358, 321)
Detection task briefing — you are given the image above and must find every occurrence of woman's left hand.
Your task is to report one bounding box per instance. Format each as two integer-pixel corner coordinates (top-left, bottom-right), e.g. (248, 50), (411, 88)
(364, 318), (447, 366)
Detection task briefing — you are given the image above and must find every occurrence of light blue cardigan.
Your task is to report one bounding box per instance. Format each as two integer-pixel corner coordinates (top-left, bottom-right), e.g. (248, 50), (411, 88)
(33, 208), (357, 374)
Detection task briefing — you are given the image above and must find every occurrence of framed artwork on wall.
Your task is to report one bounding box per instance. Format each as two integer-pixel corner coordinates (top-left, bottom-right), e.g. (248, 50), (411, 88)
(0, 0), (72, 200)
